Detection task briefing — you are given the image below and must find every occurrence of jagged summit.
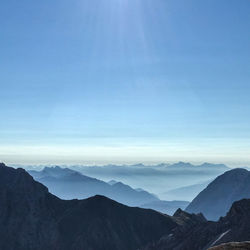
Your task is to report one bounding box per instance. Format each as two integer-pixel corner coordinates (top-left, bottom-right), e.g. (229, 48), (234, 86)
(173, 208), (207, 226)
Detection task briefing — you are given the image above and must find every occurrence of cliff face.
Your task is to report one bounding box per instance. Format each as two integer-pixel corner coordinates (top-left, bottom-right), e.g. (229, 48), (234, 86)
(0, 163), (177, 250)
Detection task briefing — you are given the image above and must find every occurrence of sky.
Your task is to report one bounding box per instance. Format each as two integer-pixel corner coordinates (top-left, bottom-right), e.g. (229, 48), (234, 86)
(1, 0), (250, 165)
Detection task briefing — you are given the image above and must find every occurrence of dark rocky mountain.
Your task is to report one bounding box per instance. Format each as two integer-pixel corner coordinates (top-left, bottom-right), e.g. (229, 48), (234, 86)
(29, 166), (158, 206)
(186, 168), (250, 220)
(142, 199), (250, 250)
(3, 162), (250, 250)
(0, 163), (178, 250)
(140, 200), (190, 215)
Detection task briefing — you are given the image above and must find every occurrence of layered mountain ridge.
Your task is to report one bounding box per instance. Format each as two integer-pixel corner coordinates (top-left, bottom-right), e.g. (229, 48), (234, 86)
(1, 163), (250, 250)
(29, 166), (189, 214)
(29, 166), (158, 205)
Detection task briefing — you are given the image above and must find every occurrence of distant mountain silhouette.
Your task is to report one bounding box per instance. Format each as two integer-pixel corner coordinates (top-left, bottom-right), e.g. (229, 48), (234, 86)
(186, 168), (250, 220)
(74, 162), (230, 177)
(70, 162), (229, 196)
(165, 162), (229, 173)
(142, 199), (250, 250)
(29, 166), (158, 207)
(0, 163), (178, 250)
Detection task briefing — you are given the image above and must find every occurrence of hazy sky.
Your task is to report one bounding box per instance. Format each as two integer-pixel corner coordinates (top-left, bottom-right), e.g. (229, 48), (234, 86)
(1, 0), (250, 165)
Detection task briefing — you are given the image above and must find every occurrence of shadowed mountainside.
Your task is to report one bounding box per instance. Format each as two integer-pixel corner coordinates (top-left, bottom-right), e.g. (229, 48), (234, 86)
(142, 199), (250, 250)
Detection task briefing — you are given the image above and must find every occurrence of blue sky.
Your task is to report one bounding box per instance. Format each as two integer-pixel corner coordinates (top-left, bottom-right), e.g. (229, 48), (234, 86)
(1, 0), (250, 165)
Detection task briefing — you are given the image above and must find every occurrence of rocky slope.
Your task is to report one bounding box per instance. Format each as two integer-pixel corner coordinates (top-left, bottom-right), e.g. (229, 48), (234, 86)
(142, 199), (250, 250)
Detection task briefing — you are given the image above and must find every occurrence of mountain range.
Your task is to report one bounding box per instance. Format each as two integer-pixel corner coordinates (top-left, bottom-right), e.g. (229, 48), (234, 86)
(25, 162), (230, 199)
(1, 163), (250, 250)
(29, 166), (158, 206)
(16, 162), (230, 199)
(29, 166), (189, 214)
